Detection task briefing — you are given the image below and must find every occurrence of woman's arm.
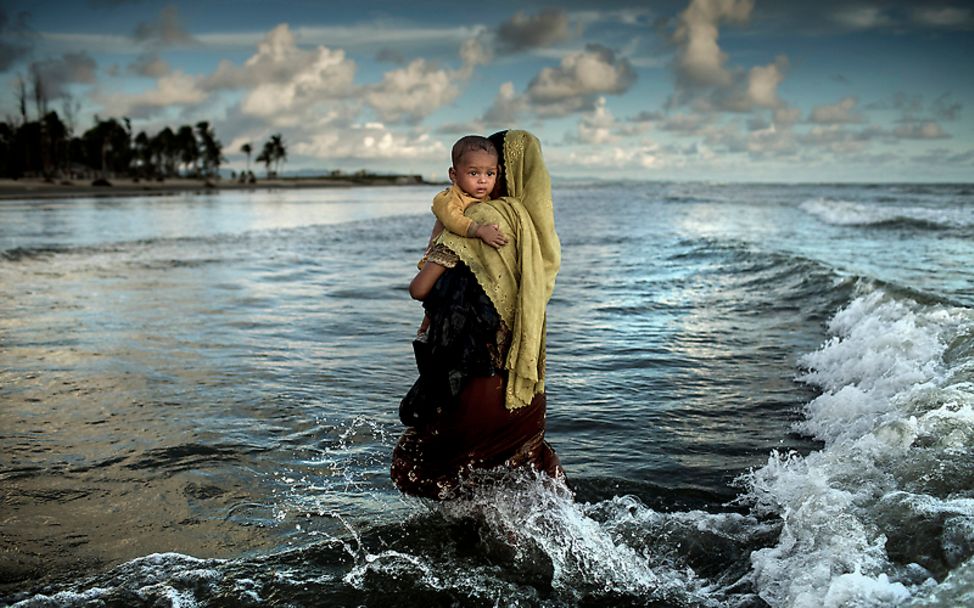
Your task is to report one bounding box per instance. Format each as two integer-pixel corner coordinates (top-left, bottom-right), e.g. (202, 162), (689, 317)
(409, 261), (447, 300)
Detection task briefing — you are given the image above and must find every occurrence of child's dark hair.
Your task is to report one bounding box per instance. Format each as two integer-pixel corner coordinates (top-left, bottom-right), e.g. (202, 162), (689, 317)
(451, 135), (497, 167)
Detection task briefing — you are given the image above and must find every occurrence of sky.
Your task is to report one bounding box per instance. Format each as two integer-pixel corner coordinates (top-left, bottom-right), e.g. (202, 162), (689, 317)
(1, 0), (972, 182)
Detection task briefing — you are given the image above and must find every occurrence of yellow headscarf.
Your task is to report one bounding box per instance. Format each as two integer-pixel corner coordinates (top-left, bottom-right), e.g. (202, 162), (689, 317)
(437, 130), (561, 410)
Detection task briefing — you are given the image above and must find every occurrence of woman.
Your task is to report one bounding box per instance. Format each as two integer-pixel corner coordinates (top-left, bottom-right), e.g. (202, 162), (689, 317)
(391, 130), (563, 500)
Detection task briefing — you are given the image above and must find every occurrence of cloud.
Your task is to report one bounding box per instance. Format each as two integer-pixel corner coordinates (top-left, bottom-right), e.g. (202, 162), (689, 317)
(884, 91), (924, 115)
(932, 93), (962, 121)
(911, 147), (974, 165)
(202, 22), (471, 128)
(784, 119), (950, 155)
(657, 111), (712, 134)
(831, 6), (894, 30)
(893, 121), (950, 140)
(671, 0), (753, 89)
(132, 4), (196, 47)
(741, 124), (801, 159)
(573, 97), (619, 144)
(200, 24), (357, 127)
(912, 6), (974, 29)
(667, 0), (788, 114)
(798, 125), (879, 153)
(293, 122), (447, 164)
(482, 81), (528, 127)
(708, 54), (789, 112)
(459, 27), (493, 72)
(496, 8), (573, 53)
(810, 96), (863, 124)
(629, 110), (663, 123)
(745, 56), (787, 108)
(30, 51), (97, 98)
(96, 70), (206, 118)
(869, 91), (964, 124)
(525, 44), (636, 116)
(564, 143), (660, 170)
(364, 59), (460, 124)
(128, 52), (171, 78)
(773, 105), (802, 126)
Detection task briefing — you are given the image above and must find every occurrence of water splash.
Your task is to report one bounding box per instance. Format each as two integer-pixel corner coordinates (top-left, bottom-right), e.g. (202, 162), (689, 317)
(738, 286), (974, 607)
(341, 470), (750, 607)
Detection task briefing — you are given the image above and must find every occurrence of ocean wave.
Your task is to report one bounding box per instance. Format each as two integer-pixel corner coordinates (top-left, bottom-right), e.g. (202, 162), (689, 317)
(799, 198), (972, 231)
(669, 237), (856, 304)
(6, 553), (225, 608)
(1, 245), (76, 262)
(738, 286), (974, 607)
(4, 475), (742, 608)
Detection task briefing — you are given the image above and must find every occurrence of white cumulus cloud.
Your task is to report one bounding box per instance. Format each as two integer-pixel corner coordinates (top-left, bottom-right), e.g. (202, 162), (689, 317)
(832, 6), (894, 30)
(294, 123), (447, 162)
(746, 56), (787, 109)
(482, 81), (528, 127)
(894, 121), (950, 140)
(671, 0), (754, 89)
(364, 59), (461, 124)
(525, 44), (636, 116)
(810, 96), (863, 124)
(96, 70), (206, 118)
(575, 97), (619, 144)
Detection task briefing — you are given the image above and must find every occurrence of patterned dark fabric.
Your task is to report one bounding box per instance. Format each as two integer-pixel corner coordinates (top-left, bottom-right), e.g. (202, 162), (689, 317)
(399, 262), (505, 426)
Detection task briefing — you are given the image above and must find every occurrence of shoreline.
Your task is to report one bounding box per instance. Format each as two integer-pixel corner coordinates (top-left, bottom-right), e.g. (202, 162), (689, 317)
(0, 175), (441, 201)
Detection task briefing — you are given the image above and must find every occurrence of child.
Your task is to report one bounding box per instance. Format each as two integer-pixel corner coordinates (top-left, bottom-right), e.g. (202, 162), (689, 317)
(416, 135), (508, 335)
(422, 135), (507, 258)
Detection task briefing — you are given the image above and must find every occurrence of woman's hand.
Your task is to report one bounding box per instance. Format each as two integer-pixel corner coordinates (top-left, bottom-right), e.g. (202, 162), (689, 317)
(409, 261), (447, 300)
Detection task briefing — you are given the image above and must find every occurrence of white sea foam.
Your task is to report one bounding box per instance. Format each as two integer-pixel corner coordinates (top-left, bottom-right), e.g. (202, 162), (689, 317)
(11, 553), (224, 608)
(740, 287), (974, 607)
(799, 198), (972, 229)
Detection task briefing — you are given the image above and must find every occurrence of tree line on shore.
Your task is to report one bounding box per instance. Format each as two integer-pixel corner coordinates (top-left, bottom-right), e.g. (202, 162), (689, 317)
(0, 78), (287, 183)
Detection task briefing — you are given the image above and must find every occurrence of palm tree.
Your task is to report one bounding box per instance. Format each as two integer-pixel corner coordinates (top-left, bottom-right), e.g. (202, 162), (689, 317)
(240, 142), (252, 175)
(82, 117), (132, 179)
(195, 121), (224, 178)
(176, 124), (198, 177)
(269, 133), (286, 176)
(256, 140), (274, 178)
(41, 111), (67, 177)
(152, 126), (177, 178)
(133, 131), (152, 178)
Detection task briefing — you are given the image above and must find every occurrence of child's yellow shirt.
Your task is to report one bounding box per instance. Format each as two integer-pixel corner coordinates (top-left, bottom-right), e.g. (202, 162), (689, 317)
(432, 183), (486, 238)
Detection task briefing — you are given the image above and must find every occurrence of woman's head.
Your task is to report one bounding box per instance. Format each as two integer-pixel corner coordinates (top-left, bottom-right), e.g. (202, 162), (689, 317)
(488, 130), (508, 198)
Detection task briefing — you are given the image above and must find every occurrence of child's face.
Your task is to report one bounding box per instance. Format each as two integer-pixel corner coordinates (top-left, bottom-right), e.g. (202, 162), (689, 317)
(449, 149), (498, 199)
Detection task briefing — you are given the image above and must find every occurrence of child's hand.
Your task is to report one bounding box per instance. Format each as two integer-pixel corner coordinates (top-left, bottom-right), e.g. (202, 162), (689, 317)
(476, 224), (508, 248)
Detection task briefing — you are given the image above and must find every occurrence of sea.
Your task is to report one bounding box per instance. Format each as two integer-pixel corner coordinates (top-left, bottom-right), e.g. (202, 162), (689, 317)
(0, 181), (972, 608)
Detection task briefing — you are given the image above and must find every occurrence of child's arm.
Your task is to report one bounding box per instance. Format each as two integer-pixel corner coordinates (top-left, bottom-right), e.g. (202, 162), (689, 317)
(409, 261), (447, 301)
(427, 219), (445, 248)
(432, 188), (476, 237)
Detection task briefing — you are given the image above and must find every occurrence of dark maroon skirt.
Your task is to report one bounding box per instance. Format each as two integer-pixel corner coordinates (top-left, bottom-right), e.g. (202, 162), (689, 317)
(391, 375), (562, 500)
